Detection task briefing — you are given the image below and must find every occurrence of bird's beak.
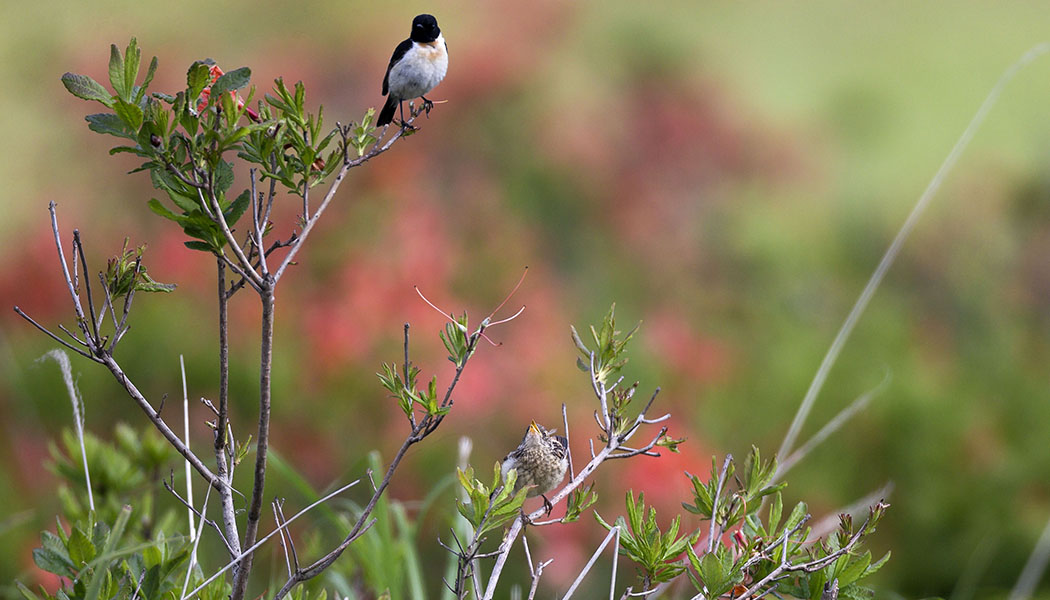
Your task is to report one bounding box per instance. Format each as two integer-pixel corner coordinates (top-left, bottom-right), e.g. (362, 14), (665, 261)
(528, 421), (541, 435)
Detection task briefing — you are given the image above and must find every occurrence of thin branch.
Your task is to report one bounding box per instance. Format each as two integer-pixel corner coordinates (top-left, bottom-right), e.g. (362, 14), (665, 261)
(275, 499), (301, 572)
(272, 115), (420, 283)
(47, 203), (93, 348)
(181, 478), (361, 600)
(274, 501), (293, 578)
(112, 258), (141, 347)
(709, 455), (733, 554)
(13, 307), (96, 361)
(562, 403), (575, 480)
(97, 352), (223, 491)
(807, 482), (894, 542)
(163, 479), (235, 555)
(72, 230), (101, 344)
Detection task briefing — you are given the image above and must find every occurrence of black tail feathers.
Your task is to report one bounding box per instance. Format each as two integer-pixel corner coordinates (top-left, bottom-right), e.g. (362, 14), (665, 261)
(377, 96), (399, 126)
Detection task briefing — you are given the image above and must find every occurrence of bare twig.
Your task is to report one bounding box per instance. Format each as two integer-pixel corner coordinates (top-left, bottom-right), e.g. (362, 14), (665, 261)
(14, 307), (95, 361)
(163, 479), (235, 555)
(522, 535), (553, 600)
(72, 230), (101, 345)
(708, 455), (733, 554)
(562, 403), (574, 480)
(182, 478), (361, 600)
(273, 115), (419, 283)
(807, 482), (894, 542)
(98, 352), (223, 492)
(275, 500), (300, 572)
(47, 203), (93, 349)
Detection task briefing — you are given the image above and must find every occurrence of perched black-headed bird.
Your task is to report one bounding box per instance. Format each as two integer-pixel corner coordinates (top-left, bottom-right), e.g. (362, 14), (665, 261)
(377, 14), (448, 127)
(500, 421), (569, 515)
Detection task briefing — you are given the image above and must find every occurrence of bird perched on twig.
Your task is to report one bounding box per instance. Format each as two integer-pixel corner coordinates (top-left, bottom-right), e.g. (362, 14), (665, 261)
(377, 14), (448, 127)
(501, 421), (569, 516)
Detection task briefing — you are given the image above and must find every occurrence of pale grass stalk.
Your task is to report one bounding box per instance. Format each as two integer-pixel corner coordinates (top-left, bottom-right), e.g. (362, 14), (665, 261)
(562, 525), (620, 599)
(43, 349), (94, 512)
(179, 484), (212, 600)
(777, 42), (1050, 463)
(181, 355), (196, 541)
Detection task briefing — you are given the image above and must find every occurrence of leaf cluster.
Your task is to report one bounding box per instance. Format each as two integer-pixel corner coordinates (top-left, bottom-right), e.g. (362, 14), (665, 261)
(61, 38), (373, 256)
(571, 303), (639, 385)
(48, 424), (174, 527)
(104, 238), (175, 297)
(20, 508), (230, 600)
(439, 312), (473, 367)
(377, 362), (447, 421)
(595, 491), (697, 584)
(456, 464), (529, 538)
(683, 446), (786, 528)
(594, 450), (889, 598)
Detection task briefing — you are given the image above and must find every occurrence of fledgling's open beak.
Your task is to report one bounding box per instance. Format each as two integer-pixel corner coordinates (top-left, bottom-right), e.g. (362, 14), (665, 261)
(528, 421), (542, 435)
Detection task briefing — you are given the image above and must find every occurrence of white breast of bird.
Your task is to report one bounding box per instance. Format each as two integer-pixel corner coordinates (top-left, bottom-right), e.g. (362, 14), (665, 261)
(389, 35), (448, 101)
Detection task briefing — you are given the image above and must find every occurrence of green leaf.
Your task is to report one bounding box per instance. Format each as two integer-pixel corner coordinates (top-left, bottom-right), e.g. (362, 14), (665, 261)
(122, 38), (141, 103)
(137, 56), (158, 103)
(864, 551), (891, 577)
(66, 526), (96, 566)
(113, 99), (144, 131)
(147, 198), (183, 222)
(210, 67), (251, 98)
(14, 582), (42, 600)
(224, 189), (251, 226)
(836, 551), (871, 587)
(85, 505), (131, 600)
(214, 160), (234, 194)
(62, 73), (113, 106)
(186, 61), (212, 103)
(108, 44), (126, 100)
(85, 113), (135, 139)
(32, 546), (75, 578)
(769, 491), (783, 536)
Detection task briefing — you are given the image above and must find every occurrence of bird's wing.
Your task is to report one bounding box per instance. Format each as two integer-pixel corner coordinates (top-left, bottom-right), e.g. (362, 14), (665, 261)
(382, 38), (414, 96)
(553, 436), (568, 459)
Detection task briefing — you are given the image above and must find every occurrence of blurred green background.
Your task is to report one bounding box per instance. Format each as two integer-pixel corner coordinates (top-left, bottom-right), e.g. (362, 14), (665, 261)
(3, 1), (1050, 598)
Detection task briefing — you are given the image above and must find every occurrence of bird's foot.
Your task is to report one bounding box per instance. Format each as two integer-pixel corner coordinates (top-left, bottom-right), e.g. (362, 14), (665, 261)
(541, 495), (554, 517)
(421, 96), (435, 118)
(396, 119), (418, 131)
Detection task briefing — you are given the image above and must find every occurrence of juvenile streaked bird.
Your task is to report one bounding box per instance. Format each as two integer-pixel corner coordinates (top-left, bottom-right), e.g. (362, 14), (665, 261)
(377, 14), (448, 127)
(501, 421), (569, 515)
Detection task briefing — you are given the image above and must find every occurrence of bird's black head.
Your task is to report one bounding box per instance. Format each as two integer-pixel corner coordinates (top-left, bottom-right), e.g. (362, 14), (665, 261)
(410, 14), (441, 43)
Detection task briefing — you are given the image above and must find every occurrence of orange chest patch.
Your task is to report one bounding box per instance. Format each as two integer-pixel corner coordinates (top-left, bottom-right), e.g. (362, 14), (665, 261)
(418, 40), (446, 62)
